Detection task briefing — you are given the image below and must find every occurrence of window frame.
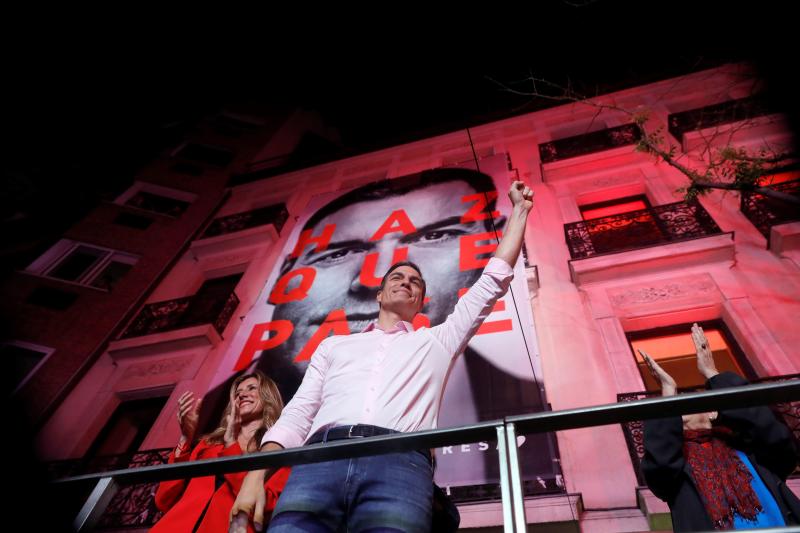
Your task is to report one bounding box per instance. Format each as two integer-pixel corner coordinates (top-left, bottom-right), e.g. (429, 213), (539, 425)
(626, 319), (757, 392)
(26, 239), (139, 290)
(579, 194), (653, 221)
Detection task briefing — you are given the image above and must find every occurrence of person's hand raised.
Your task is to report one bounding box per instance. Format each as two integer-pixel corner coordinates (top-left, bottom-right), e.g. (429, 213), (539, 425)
(639, 349), (677, 397)
(176, 391), (202, 455)
(692, 323), (719, 380)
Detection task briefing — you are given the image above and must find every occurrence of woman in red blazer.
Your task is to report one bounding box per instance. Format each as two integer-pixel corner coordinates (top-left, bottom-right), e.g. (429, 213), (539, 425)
(151, 371), (290, 533)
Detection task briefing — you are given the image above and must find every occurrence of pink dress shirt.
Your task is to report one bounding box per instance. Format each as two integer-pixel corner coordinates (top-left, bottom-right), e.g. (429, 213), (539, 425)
(261, 257), (514, 449)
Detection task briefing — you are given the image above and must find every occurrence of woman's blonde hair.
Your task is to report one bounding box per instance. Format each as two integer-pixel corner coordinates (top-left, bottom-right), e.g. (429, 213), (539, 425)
(203, 370), (283, 450)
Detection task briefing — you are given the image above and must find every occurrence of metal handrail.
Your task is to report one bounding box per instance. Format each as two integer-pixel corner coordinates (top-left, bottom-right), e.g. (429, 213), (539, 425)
(55, 379), (800, 532)
(56, 420), (503, 488)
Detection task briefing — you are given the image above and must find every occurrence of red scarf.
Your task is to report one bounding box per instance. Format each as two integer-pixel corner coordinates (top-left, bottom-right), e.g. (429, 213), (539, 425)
(683, 427), (762, 529)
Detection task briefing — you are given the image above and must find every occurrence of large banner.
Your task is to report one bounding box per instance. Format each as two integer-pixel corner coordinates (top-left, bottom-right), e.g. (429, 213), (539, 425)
(212, 154), (561, 494)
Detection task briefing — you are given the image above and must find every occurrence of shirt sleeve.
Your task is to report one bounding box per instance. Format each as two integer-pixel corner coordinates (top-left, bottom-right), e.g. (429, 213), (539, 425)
(641, 416), (686, 502)
(260, 339), (331, 449)
(429, 256), (514, 356)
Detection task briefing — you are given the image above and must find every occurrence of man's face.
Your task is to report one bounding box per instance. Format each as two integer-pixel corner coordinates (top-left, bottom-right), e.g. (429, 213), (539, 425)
(377, 265), (425, 320)
(271, 181), (494, 362)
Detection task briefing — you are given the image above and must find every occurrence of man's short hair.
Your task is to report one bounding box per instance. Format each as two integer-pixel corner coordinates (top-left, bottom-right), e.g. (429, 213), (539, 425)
(379, 261), (426, 299)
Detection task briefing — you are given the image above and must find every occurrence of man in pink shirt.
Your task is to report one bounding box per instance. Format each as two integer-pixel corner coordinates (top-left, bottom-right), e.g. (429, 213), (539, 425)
(230, 180), (533, 532)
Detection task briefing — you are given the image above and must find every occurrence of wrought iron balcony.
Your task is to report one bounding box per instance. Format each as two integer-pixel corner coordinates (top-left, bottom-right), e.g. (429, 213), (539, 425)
(668, 95), (774, 142)
(740, 179), (800, 243)
(47, 448), (171, 529)
(564, 201), (723, 260)
(120, 290), (239, 339)
(201, 203), (289, 239)
(617, 374), (800, 485)
(538, 123), (641, 164)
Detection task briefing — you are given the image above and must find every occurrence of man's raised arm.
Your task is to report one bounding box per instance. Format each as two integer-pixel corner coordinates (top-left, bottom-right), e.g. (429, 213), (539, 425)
(494, 180), (533, 268)
(429, 181), (533, 355)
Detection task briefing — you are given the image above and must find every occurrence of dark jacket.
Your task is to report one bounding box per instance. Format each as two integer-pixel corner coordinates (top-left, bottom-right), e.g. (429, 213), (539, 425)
(642, 372), (800, 531)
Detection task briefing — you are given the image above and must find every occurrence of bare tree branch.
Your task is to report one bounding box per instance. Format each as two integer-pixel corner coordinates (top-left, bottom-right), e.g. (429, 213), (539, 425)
(489, 74), (800, 206)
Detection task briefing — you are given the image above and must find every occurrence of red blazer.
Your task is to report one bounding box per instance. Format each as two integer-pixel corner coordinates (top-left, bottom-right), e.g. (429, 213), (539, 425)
(151, 439), (290, 533)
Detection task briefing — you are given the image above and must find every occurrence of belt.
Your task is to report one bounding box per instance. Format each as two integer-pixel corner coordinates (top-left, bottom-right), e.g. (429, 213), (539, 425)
(306, 424), (431, 463)
(307, 424), (399, 444)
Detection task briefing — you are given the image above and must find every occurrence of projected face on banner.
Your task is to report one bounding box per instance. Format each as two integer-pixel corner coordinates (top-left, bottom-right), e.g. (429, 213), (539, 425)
(250, 168), (503, 373)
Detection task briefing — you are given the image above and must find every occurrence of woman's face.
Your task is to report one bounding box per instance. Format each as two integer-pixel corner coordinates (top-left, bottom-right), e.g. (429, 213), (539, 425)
(234, 377), (263, 418)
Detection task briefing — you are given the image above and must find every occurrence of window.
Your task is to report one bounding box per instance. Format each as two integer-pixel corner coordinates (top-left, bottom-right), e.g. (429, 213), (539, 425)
(201, 203), (290, 238)
(578, 195), (665, 254)
(115, 182), (195, 218)
(628, 320), (753, 392)
(27, 240), (138, 290)
(580, 195), (651, 220)
(758, 167), (800, 187)
(179, 273), (242, 327)
(84, 396), (167, 467)
(539, 123), (641, 164)
(740, 166), (800, 239)
(120, 273), (242, 339)
(668, 95), (774, 142)
(0, 340), (53, 393)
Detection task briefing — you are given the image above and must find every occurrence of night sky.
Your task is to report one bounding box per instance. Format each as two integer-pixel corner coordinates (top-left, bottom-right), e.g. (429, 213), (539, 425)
(2, 1), (793, 275)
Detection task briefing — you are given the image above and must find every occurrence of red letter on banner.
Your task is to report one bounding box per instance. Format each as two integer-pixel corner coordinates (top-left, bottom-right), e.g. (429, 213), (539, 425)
(269, 267), (316, 304)
(234, 320), (293, 371)
(290, 224), (336, 258)
(457, 288), (512, 335)
(370, 210), (416, 241)
(461, 192), (500, 223)
(459, 231), (502, 271)
(294, 309), (351, 362)
(360, 248), (409, 287)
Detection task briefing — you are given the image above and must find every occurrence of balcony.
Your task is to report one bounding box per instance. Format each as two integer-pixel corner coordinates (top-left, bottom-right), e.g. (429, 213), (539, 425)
(740, 178), (800, 248)
(201, 203), (289, 239)
(54, 381), (800, 532)
(538, 124), (641, 165)
(565, 201), (724, 261)
(48, 444), (565, 530)
(189, 204), (287, 261)
(667, 95), (774, 143)
(120, 291), (239, 340)
(47, 448), (170, 530)
(565, 201), (734, 285)
(617, 374), (800, 486)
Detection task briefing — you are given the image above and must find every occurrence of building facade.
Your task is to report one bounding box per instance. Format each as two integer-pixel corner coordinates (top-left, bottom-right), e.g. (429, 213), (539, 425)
(9, 63), (800, 531)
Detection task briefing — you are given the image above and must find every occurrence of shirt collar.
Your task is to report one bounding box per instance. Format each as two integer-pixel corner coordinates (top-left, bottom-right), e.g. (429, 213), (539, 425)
(362, 320), (414, 333)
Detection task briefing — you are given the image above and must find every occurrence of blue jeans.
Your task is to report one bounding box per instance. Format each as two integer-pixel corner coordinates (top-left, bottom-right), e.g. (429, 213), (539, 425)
(268, 451), (433, 532)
